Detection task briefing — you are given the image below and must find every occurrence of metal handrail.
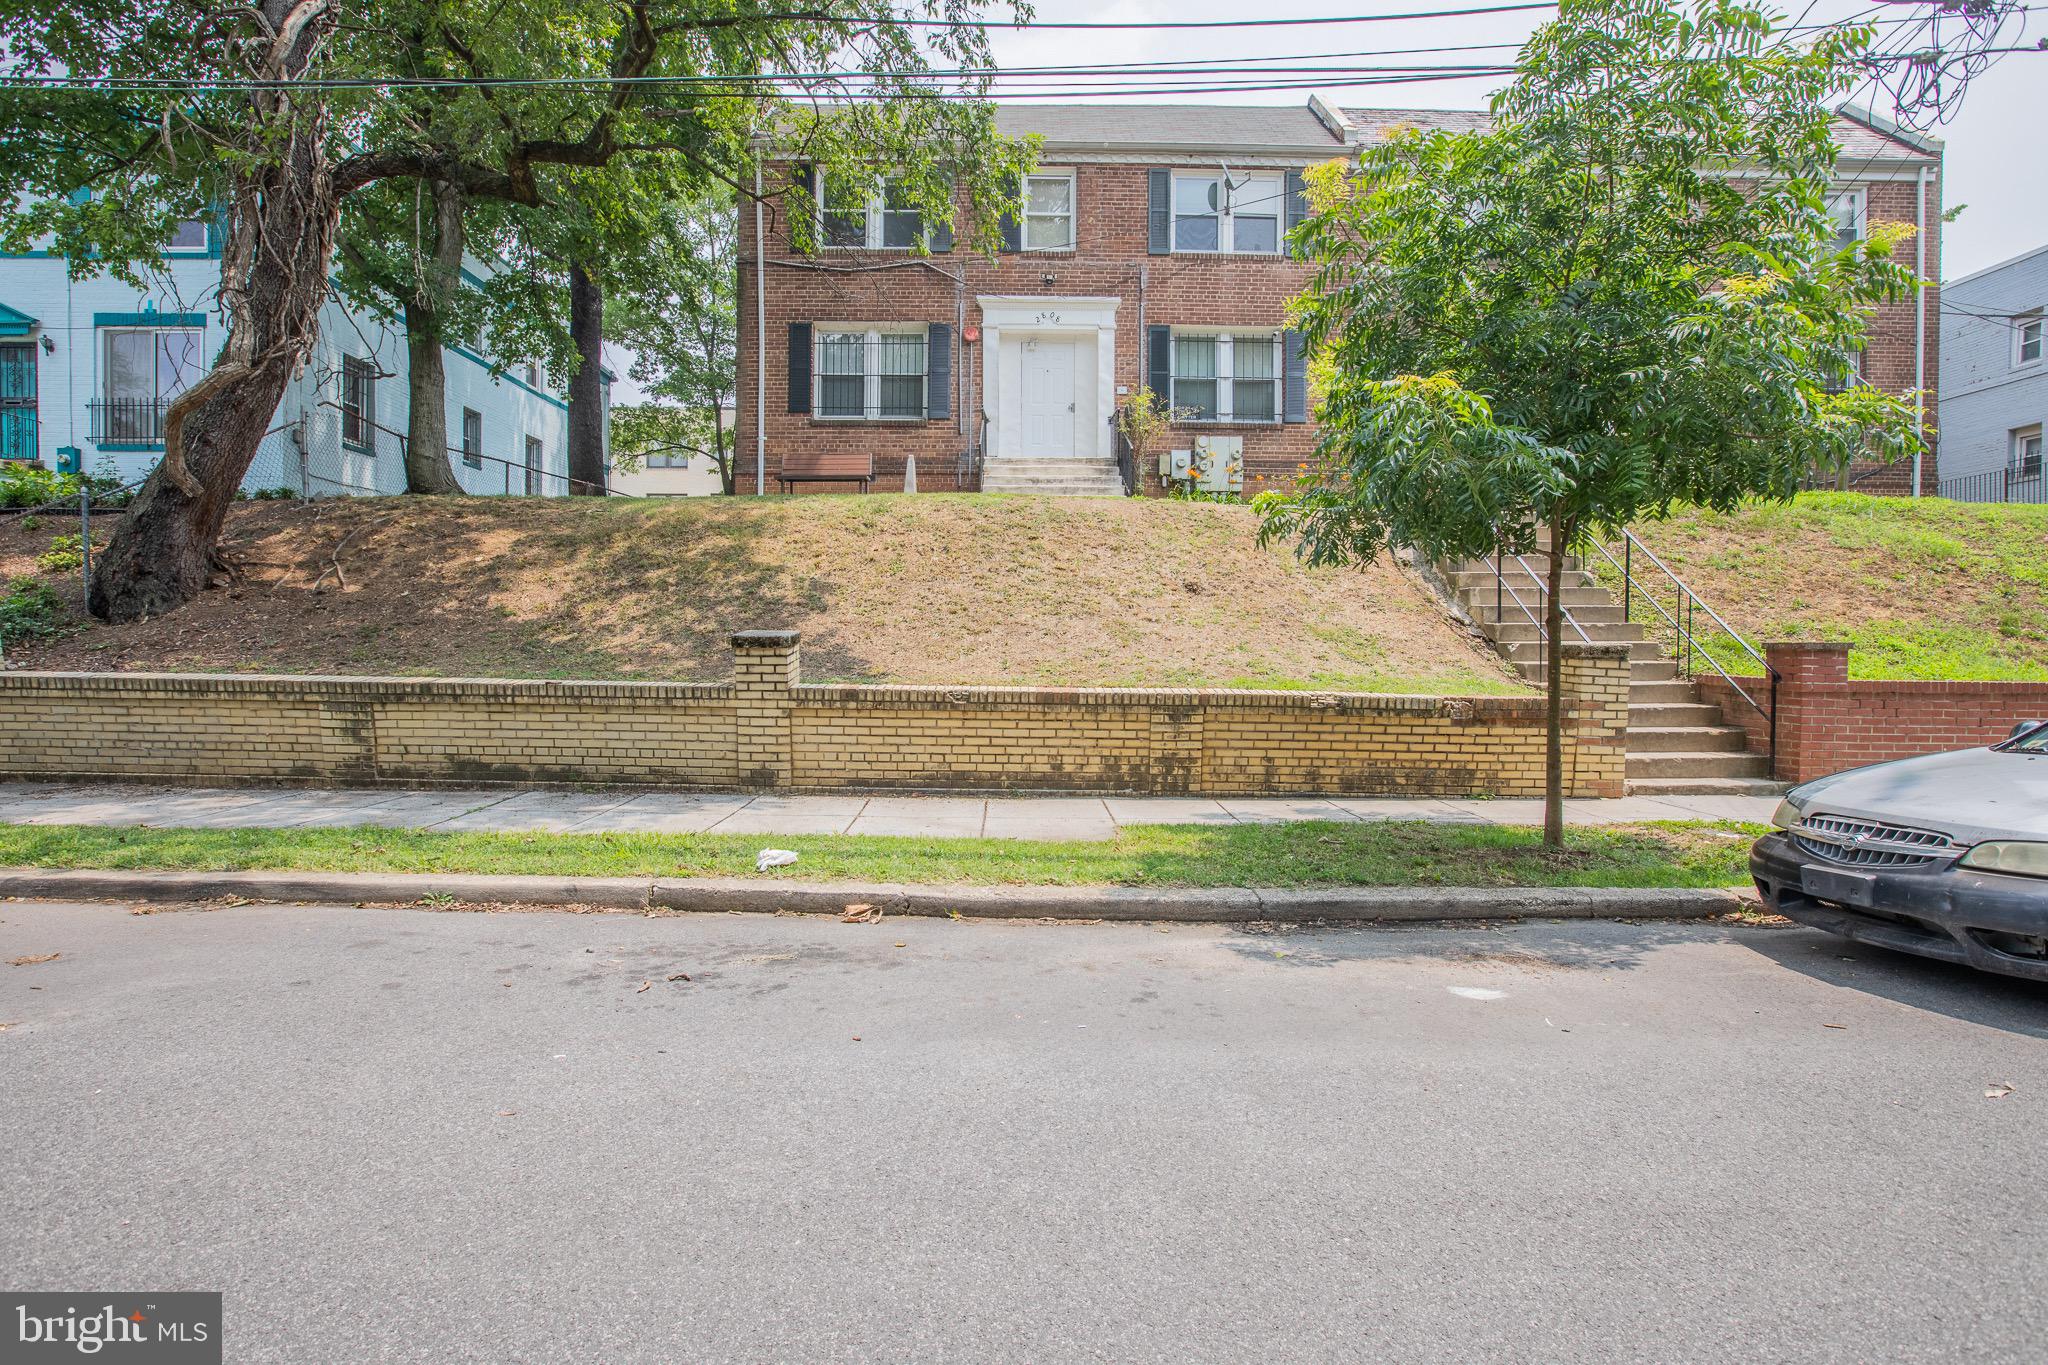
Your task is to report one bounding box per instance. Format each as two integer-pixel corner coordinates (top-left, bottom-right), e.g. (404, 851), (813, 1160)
(1580, 527), (1780, 763)
(1483, 546), (1592, 677)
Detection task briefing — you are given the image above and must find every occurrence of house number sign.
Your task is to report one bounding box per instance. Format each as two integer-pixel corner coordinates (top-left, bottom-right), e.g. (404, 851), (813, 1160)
(1033, 311), (1063, 325)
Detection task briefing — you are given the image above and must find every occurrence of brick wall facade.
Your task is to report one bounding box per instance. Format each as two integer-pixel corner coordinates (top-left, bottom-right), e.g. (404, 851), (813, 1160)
(735, 130), (1942, 499)
(0, 636), (1631, 798)
(1697, 641), (2046, 784)
(735, 159), (1322, 497)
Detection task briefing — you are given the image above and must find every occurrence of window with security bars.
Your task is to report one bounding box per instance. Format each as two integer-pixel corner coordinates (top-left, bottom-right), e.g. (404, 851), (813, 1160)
(341, 356), (374, 450)
(1172, 333), (1281, 423)
(0, 342), (35, 461)
(815, 328), (927, 420)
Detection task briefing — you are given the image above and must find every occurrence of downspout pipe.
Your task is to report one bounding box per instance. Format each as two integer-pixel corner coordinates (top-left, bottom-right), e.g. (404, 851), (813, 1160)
(754, 156), (768, 497)
(1913, 162), (1928, 497)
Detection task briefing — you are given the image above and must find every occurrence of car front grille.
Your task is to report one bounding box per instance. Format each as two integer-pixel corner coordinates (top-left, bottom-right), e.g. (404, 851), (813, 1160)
(1791, 813), (1960, 869)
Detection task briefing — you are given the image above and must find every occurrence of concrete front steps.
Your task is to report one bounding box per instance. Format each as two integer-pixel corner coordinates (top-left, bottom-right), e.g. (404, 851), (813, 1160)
(980, 457), (1127, 496)
(1442, 551), (1782, 797)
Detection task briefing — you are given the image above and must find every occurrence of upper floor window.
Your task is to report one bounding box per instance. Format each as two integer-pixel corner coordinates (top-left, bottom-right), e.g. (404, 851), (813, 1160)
(167, 218), (208, 254)
(815, 326), (927, 420)
(1022, 172), (1075, 251)
(1172, 332), (1280, 423)
(1171, 173), (1283, 255)
(1824, 190), (1863, 251)
(819, 175), (929, 250)
(340, 356), (375, 451)
(2015, 310), (2043, 367)
(98, 326), (202, 444)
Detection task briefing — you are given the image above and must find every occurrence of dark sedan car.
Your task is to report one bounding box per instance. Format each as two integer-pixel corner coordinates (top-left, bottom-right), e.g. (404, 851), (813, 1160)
(1750, 720), (2048, 982)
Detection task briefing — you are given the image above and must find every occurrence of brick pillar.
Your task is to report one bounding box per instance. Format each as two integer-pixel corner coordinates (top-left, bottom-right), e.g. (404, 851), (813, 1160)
(731, 630), (800, 790)
(1763, 641), (1850, 783)
(1559, 641), (1632, 798)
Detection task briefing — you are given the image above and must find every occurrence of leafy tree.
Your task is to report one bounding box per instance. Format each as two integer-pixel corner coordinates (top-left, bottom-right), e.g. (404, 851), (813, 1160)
(0, 0), (1033, 621)
(610, 193), (739, 493)
(1257, 0), (1924, 845)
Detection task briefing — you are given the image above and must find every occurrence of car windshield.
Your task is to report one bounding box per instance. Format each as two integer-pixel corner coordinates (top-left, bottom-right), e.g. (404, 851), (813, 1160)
(2001, 722), (2048, 753)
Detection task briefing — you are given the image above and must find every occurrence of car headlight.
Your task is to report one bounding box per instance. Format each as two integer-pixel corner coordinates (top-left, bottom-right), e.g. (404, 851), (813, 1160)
(1960, 841), (2048, 879)
(1771, 798), (1804, 829)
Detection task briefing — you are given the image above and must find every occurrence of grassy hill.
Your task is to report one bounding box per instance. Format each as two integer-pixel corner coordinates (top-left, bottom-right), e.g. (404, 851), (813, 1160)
(1601, 492), (2048, 681)
(0, 494), (1526, 694)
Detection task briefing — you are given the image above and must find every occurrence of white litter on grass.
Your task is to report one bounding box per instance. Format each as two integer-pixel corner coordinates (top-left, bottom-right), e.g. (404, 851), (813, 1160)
(756, 848), (799, 872)
(1447, 986), (1506, 1001)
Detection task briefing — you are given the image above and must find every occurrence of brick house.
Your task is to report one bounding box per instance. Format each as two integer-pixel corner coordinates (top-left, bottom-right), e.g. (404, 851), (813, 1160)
(733, 99), (1942, 497)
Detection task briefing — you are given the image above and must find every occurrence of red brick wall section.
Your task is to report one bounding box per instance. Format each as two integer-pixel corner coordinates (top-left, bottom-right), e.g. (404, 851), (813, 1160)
(1697, 641), (2048, 784)
(737, 155), (1941, 498)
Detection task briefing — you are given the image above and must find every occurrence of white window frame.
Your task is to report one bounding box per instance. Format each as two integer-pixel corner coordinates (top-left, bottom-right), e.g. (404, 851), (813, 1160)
(2014, 310), (2044, 368)
(101, 326), (204, 407)
(816, 175), (932, 251)
(813, 324), (929, 422)
(1824, 189), (1864, 250)
(166, 218), (209, 255)
(1170, 172), (1285, 256)
(1170, 331), (1283, 425)
(1020, 169), (1076, 252)
(2015, 423), (2045, 479)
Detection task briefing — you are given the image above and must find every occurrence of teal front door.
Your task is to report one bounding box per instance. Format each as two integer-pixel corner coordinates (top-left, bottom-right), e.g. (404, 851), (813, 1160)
(0, 341), (36, 462)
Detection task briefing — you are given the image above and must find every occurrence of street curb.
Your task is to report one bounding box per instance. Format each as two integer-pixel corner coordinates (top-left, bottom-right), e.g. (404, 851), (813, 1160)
(0, 868), (1755, 922)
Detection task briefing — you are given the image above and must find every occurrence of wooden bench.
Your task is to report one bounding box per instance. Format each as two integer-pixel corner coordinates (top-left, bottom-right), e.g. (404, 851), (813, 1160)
(777, 452), (874, 493)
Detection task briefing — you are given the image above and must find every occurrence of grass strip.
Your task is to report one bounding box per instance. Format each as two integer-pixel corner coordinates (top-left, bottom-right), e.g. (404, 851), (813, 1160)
(0, 820), (1760, 890)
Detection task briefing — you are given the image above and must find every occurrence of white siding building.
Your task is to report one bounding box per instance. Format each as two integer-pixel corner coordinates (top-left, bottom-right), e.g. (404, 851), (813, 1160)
(1, 227), (597, 496)
(1938, 242), (2047, 501)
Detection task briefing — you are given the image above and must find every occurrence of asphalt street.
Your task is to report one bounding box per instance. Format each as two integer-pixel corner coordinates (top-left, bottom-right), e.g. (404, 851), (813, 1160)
(4, 900), (2045, 1363)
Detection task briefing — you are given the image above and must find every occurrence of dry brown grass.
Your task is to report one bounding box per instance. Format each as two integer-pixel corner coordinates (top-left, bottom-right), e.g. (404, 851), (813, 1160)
(1, 494), (1526, 693)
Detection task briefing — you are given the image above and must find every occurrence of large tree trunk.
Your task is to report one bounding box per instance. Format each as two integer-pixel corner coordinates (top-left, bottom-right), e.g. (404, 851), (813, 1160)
(1542, 511), (1570, 849)
(89, 4), (341, 623)
(403, 180), (466, 495)
(567, 262), (606, 496)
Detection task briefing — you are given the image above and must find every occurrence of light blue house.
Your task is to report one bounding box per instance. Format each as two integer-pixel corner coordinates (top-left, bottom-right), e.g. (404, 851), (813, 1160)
(1, 217), (599, 496)
(1938, 242), (2047, 502)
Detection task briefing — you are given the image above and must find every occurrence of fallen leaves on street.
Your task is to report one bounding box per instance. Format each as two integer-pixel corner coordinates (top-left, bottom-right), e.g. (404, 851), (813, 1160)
(7, 953), (59, 967)
(840, 902), (882, 924)
(1985, 1082), (2016, 1100)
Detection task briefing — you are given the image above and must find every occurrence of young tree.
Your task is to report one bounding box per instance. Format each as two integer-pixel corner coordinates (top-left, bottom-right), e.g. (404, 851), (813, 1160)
(0, 0), (1032, 621)
(1256, 0), (1924, 845)
(610, 194), (739, 493)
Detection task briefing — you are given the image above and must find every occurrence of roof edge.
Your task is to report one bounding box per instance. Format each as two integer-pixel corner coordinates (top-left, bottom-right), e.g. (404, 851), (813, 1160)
(1835, 102), (1944, 157)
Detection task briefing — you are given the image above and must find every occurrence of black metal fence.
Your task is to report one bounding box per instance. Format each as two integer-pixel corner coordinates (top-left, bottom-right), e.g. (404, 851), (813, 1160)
(1938, 468), (2048, 505)
(88, 399), (172, 445)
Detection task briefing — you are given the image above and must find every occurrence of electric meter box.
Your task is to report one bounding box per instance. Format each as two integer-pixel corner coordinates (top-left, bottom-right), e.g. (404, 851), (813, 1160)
(1161, 448), (1194, 480)
(1191, 435), (1243, 493)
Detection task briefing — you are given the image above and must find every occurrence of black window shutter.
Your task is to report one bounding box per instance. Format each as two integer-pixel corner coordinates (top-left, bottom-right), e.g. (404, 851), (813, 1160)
(1148, 169), (1171, 255)
(926, 323), (952, 420)
(794, 163), (816, 253)
(998, 174), (1022, 253)
(787, 322), (812, 414)
(1148, 324), (1172, 401)
(1284, 169), (1308, 258)
(1282, 329), (1308, 424)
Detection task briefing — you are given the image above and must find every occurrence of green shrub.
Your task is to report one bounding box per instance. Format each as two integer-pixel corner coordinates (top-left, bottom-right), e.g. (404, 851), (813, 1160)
(0, 461), (68, 510)
(0, 576), (64, 645)
(36, 533), (83, 574)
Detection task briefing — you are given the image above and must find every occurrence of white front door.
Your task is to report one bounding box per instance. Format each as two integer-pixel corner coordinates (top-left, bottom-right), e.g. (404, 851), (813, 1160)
(1019, 338), (1077, 457)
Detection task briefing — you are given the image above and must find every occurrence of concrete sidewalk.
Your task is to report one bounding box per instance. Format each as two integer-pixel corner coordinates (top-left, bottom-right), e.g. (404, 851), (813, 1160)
(0, 781), (1774, 841)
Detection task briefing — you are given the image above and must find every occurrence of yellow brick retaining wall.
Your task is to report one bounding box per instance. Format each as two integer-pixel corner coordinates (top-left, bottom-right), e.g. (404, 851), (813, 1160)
(0, 632), (1630, 797)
